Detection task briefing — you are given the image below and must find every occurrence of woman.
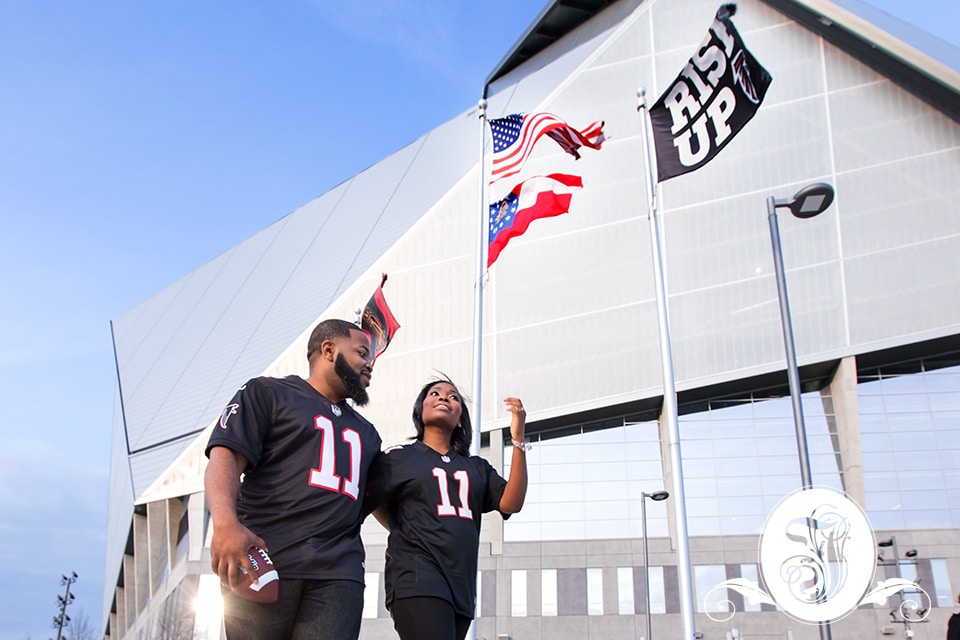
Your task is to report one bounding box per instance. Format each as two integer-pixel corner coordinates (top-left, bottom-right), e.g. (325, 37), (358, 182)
(369, 377), (528, 640)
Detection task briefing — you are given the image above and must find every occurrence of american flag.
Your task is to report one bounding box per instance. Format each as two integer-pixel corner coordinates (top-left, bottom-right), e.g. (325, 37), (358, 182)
(489, 113), (604, 183)
(487, 173), (583, 267)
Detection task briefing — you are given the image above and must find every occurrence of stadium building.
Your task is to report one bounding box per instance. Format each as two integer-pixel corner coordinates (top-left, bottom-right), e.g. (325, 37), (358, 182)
(102, 0), (960, 637)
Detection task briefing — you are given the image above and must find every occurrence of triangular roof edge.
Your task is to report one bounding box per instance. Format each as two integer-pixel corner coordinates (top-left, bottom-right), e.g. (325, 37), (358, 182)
(486, 0), (960, 121)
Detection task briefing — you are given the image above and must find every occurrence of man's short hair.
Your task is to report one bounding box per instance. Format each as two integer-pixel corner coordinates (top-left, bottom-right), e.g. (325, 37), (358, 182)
(306, 319), (361, 362)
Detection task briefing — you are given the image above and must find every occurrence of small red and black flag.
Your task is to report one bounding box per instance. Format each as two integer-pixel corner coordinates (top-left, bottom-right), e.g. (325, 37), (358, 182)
(361, 273), (400, 362)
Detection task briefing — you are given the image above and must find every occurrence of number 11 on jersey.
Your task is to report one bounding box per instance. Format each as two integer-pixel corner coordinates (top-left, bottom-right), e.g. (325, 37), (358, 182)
(432, 468), (474, 519)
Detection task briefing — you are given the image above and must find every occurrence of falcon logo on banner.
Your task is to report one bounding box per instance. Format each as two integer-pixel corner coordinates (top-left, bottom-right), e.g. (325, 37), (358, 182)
(360, 273), (400, 363)
(648, 3), (772, 182)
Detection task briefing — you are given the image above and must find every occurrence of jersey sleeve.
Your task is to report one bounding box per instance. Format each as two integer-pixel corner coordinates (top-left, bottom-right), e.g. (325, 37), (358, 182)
(477, 456), (510, 517)
(204, 378), (273, 470)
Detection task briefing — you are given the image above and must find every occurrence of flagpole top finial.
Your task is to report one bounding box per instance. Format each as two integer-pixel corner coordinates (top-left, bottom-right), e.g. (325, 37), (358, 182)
(637, 87), (647, 109)
(478, 99), (487, 110)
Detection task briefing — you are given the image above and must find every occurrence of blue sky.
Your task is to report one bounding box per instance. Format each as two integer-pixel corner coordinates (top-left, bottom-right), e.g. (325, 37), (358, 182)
(0, 1), (956, 638)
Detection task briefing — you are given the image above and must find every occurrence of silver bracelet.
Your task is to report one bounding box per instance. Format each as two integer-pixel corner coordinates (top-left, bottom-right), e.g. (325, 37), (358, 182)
(511, 438), (532, 452)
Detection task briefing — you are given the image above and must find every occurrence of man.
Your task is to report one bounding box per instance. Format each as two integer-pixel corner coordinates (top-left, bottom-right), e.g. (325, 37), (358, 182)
(205, 318), (382, 640)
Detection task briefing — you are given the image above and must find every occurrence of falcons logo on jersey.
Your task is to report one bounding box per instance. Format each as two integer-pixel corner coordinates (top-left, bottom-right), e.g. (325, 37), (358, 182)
(731, 49), (760, 104)
(219, 403), (239, 429)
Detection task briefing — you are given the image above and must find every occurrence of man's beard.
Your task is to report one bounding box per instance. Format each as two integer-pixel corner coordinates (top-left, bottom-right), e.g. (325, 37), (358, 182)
(334, 353), (369, 406)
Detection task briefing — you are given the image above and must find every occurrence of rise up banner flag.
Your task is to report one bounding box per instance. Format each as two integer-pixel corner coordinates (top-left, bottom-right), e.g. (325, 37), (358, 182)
(649, 3), (772, 182)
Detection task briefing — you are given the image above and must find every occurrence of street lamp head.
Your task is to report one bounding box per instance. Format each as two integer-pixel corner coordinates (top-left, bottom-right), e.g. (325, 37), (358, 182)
(785, 182), (834, 219)
(645, 490), (670, 501)
(877, 538), (894, 548)
(905, 549), (918, 558)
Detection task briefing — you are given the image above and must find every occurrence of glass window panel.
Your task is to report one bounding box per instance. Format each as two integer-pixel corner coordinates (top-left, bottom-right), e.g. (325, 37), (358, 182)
(890, 430), (936, 451)
(618, 567), (635, 615)
(542, 569), (557, 616)
(714, 437), (758, 457)
(866, 491), (904, 511)
(587, 568), (604, 615)
(695, 565), (729, 613)
(626, 461), (667, 483)
(585, 500), (626, 521)
(540, 482), (585, 503)
(688, 516), (723, 536)
(863, 471), (899, 492)
(582, 443), (630, 463)
(756, 436), (799, 455)
(722, 515), (766, 535)
(540, 463), (584, 483)
(893, 450), (935, 471)
(683, 477), (719, 497)
(682, 459), (718, 478)
(883, 393), (932, 413)
(686, 497), (721, 517)
(739, 564), (763, 612)
(862, 451), (896, 469)
(932, 412), (960, 430)
(858, 394), (887, 414)
(927, 393), (960, 411)
(538, 444), (583, 465)
(541, 502), (585, 522)
(582, 426), (626, 444)
(897, 473), (946, 493)
(583, 461), (626, 479)
(718, 496), (766, 516)
(936, 430), (960, 449)
(625, 442), (663, 461)
(715, 457), (760, 477)
(648, 566), (666, 614)
(859, 414), (889, 432)
(625, 423), (661, 442)
(511, 570), (527, 617)
(930, 559), (953, 607)
(586, 518), (631, 539)
(680, 439), (716, 459)
(924, 370), (960, 391)
(861, 433), (894, 452)
(900, 509), (952, 528)
(759, 455), (801, 476)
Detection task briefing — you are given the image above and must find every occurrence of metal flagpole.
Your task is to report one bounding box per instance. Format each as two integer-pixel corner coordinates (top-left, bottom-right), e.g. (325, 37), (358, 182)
(470, 98), (488, 456)
(636, 88), (697, 640)
(466, 97), (488, 640)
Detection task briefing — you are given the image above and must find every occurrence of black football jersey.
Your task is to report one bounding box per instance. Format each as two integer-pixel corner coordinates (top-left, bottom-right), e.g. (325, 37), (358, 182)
(205, 375), (382, 583)
(375, 441), (508, 617)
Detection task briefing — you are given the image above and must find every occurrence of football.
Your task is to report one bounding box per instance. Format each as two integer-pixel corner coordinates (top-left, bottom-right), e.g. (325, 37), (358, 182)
(234, 546), (279, 603)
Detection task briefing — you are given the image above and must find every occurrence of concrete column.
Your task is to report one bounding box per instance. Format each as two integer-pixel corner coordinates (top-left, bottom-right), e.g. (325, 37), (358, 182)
(656, 410), (678, 550)
(146, 501), (166, 595)
(490, 428), (505, 556)
(133, 511), (149, 611)
(166, 496), (184, 568)
(821, 356), (866, 508)
(189, 491), (207, 562)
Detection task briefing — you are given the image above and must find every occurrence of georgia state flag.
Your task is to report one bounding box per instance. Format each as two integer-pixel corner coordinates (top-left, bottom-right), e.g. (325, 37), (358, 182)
(487, 173), (583, 267)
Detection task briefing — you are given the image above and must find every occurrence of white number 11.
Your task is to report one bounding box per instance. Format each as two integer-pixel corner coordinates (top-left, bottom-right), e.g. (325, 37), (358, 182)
(432, 468), (473, 519)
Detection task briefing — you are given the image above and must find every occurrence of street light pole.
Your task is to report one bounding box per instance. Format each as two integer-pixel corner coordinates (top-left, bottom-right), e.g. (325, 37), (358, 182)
(641, 490), (670, 640)
(767, 196), (814, 489)
(766, 182), (835, 640)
